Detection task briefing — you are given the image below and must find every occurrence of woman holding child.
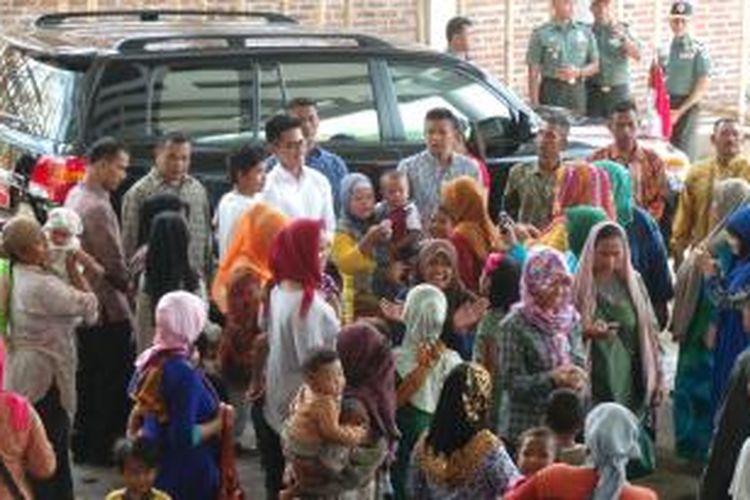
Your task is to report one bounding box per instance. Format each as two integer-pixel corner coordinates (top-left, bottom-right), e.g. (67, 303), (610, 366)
(1, 215), (99, 499)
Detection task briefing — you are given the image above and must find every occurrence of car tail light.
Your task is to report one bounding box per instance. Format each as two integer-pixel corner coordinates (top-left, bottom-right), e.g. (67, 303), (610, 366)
(29, 155), (87, 204)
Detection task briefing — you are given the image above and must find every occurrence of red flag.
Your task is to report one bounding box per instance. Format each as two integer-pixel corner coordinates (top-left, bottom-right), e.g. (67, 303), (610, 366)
(648, 60), (672, 139)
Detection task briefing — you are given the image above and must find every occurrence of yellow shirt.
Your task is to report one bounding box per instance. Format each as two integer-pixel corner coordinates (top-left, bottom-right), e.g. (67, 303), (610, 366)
(105, 487), (172, 500)
(671, 155), (750, 256)
(331, 231), (376, 324)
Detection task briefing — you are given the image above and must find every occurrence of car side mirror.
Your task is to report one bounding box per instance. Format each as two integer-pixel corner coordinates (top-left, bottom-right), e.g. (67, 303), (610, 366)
(476, 115), (524, 157)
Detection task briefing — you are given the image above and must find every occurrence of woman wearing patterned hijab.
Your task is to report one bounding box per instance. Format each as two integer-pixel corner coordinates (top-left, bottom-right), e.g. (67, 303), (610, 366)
(497, 247), (586, 444)
(408, 363), (520, 499)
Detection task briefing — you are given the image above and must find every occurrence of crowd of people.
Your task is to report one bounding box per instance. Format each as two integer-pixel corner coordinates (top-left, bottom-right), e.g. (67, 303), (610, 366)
(0, 2), (746, 498)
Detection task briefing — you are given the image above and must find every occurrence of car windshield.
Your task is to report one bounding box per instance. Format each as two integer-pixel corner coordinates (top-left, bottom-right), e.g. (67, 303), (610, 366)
(0, 47), (80, 142)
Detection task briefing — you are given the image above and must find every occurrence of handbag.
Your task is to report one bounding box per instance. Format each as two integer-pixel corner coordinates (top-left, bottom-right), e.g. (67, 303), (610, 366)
(0, 457), (25, 500)
(217, 408), (245, 500)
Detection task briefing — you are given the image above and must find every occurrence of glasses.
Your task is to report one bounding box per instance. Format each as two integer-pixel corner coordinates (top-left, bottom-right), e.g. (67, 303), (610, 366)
(277, 139), (306, 152)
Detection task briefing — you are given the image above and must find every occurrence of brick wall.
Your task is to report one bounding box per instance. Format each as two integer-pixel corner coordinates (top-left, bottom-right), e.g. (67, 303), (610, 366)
(1, 0), (746, 116)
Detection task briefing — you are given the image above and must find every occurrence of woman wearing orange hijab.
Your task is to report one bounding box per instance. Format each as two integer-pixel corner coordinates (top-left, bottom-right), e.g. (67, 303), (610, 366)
(211, 202), (289, 313)
(440, 176), (502, 292)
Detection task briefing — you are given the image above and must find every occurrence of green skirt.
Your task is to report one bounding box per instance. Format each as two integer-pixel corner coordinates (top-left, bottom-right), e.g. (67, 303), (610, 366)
(392, 404), (432, 500)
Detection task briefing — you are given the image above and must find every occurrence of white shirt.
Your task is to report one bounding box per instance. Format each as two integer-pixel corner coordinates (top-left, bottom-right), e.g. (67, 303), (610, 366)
(261, 165), (336, 233)
(213, 190), (257, 259)
(263, 285), (340, 433)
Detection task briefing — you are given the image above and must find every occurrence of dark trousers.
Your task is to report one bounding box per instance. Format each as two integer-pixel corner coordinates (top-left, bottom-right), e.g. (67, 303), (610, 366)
(32, 385), (74, 500)
(670, 95), (700, 161)
(540, 77), (586, 115)
(251, 401), (285, 500)
(72, 320), (134, 464)
(586, 83), (629, 118)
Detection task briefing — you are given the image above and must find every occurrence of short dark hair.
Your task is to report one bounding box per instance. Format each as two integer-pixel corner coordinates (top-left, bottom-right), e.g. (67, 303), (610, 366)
(544, 113), (571, 137)
(446, 16), (472, 43)
(287, 97), (317, 110)
(545, 389), (584, 435)
(227, 145), (267, 184)
(87, 137), (128, 164)
(265, 114), (302, 144)
(611, 100), (639, 116)
(157, 131), (191, 149)
(425, 107), (460, 131)
(517, 426), (555, 452)
(113, 436), (160, 471)
(302, 348), (339, 378)
(713, 117), (740, 133)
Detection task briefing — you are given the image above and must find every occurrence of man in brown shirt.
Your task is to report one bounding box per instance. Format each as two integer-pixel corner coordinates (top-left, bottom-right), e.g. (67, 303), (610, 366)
(65, 136), (132, 465)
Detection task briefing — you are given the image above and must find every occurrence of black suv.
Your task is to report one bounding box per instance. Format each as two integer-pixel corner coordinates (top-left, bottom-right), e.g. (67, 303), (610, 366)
(0, 9), (685, 218)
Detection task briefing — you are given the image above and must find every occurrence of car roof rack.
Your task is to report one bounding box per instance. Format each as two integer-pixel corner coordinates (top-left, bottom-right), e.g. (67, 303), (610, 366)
(117, 32), (391, 52)
(35, 10), (297, 28)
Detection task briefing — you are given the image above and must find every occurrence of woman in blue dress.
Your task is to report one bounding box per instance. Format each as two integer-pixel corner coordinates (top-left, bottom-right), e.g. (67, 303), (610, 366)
(699, 205), (750, 416)
(129, 291), (232, 500)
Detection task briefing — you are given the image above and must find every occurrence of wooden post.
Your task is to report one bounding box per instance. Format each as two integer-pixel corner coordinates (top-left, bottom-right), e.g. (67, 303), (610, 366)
(86, 0), (97, 11)
(343, 0), (353, 28)
(280, 0), (290, 15)
(416, 0), (426, 44)
(318, 0), (327, 26)
(504, 0), (514, 86)
(456, 0), (467, 16)
(740, 0), (750, 122)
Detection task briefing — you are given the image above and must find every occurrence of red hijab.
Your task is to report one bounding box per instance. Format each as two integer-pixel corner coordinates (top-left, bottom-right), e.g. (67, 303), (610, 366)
(0, 341), (31, 432)
(270, 218), (324, 317)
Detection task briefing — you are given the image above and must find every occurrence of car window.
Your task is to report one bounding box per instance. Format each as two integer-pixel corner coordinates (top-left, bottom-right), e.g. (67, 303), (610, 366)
(260, 60), (380, 142)
(0, 47), (80, 142)
(91, 61), (254, 145)
(388, 63), (512, 142)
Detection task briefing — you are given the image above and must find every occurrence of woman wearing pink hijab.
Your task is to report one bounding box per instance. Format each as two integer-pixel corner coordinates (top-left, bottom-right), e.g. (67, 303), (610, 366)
(129, 291), (234, 500)
(0, 340), (56, 499)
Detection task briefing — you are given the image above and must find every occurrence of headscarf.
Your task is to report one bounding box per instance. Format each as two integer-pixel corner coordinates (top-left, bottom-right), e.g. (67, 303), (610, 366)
(0, 340), (31, 432)
(512, 248), (579, 366)
(270, 218), (324, 318)
(441, 176), (500, 259)
(554, 161), (616, 221)
(417, 239), (465, 293)
(594, 160), (634, 226)
(395, 284), (462, 413)
(584, 402), (641, 500)
(565, 206), (609, 259)
(672, 179), (750, 340)
(338, 173), (375, 239)
(135, 291), (207, 371)
(337, 322), (399, 442)
(211, 202), (289, 313)
(572, 222), (661, 407)
(0, 216), (43, 262)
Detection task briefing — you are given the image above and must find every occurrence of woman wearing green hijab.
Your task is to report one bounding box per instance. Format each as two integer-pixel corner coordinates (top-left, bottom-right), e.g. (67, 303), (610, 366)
(595, 160), (673, 329)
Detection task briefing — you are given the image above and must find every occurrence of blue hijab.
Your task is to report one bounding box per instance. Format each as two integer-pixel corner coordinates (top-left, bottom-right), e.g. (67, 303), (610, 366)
(337, 173), (375, 239)
(725, 206), (750, 288)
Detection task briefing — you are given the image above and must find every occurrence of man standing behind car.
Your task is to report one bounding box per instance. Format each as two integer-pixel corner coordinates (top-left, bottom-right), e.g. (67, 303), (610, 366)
(286, 98), (349, 217)
(446, 16), (473, 61)
(503, 114), (570, 231)
(527, 0), (600, 115)
(587, 0), (641, 118)
(397, 108), (481, 226)
(261, 114), (336, 234)
(121, 132), (212, 278)
(65, 137), (132, 465)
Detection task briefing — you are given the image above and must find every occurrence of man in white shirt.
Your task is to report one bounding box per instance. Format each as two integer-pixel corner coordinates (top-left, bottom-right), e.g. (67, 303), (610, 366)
(214, 145), (266, 258)
(261, 114), (336, 233)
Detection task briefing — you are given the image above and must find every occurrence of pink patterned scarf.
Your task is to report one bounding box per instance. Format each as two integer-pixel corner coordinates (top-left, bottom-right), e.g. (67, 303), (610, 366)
(512, 248), (580, 365)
